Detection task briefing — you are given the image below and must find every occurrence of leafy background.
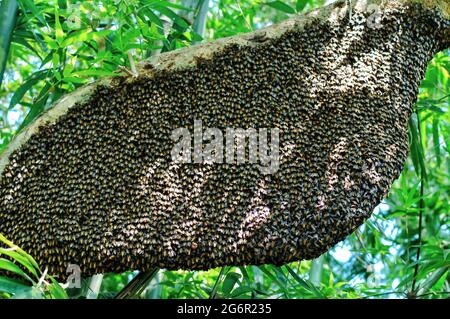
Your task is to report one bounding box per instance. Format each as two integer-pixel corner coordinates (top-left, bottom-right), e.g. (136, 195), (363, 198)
(0, 0), (448, 299)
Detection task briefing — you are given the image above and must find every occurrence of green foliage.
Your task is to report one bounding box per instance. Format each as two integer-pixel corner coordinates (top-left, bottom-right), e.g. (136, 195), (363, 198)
(0, 234), (68, 299)
(0, 0), (18, 89)
(0, 0), (448, 299)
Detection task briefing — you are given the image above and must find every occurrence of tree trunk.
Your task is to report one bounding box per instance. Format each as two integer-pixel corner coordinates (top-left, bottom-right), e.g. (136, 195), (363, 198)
(0, 0), (449, 279)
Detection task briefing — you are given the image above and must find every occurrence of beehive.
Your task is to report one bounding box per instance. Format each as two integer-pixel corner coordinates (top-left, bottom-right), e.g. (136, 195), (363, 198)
(0, 0), (449, 279)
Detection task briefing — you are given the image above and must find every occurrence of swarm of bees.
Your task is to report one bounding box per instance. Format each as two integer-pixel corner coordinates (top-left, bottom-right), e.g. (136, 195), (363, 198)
(0, 1), (449, 278)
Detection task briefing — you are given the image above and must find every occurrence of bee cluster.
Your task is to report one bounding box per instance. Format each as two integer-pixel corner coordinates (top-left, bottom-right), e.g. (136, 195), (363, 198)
(0, 2), (448, 278)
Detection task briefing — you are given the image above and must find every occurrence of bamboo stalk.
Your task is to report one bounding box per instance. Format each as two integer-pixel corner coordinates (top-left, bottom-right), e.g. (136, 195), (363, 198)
(416, 266), (449, 297)
(114, 268), (159, 299)
(0, 0), (18, 89)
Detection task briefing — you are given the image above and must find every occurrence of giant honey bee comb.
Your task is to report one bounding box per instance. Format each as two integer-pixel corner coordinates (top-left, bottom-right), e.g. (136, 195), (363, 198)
(0, 0), (449, 278)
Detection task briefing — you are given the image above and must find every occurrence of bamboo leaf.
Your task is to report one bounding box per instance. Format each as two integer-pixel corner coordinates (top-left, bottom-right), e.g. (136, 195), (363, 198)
(0, 248), (39, 279)
(408, 115), (428, 181)
(285, 264), (324, 298)
(11, 35), (42, 58)
(296, 0), (308, 11)
(221, 272), (241, 297)
(258, 265), (289, 295)
(0, 276), (31, 295)
(0, 258), (34, 283)
(153, 5), (189, 29)
(156, 0), (190, 11)
(265, 1), (296, 14)
(229, 286), (253, 298)
(18, 0), (47, 27)
(238, 266), (250, 282)
(9, 71), (46, 109)
(432, 118), (441, 167)
(141, 8), (164, 32)
(47, 276), (69, 299)
(54, 5), (64, 45)
(72, 69), (119, 77)
(0, 234), (40, 271)
(62, 76), (86, 84)
(417, 267), (449, 296)
(209, 266), (227, 299)
(18, 83), (51, 130)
